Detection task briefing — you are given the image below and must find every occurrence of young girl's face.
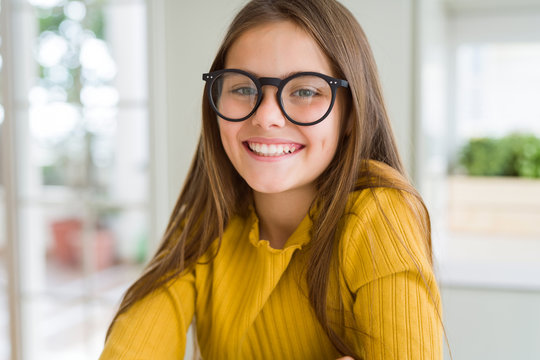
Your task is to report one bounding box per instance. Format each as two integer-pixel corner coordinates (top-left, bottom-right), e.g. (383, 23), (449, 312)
(219, 21), (343, 196)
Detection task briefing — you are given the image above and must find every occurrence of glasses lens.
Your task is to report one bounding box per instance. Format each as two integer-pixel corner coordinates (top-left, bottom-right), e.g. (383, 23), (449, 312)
(282, 75), (333, 124)
(210, 72), (258, 120)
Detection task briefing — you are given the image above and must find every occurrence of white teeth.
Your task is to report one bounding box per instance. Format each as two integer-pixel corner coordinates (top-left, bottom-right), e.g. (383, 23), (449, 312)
(247, 142), (300, 157)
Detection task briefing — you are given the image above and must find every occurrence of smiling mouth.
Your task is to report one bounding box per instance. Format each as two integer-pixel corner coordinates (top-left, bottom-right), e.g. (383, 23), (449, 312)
(245, 141), (303, 157)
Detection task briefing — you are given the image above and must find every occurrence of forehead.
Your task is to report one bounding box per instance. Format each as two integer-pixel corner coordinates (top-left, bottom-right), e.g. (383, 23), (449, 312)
(225, 20), (334, 78)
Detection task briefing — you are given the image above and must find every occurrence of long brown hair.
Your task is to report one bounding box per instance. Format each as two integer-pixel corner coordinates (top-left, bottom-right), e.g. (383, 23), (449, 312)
(106, 0), (433, 358)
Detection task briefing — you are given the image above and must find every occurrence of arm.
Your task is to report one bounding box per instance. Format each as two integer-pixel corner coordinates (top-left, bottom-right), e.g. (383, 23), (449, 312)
(342, 188), (442, 359)
(99, 269), (196, 360)
(353, 270), (442, 359)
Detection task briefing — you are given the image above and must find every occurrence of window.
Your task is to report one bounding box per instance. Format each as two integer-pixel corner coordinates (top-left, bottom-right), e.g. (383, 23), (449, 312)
(455, 43), (540, 138)
(1, 0), (151, 358)
(436, 10), (540, 288)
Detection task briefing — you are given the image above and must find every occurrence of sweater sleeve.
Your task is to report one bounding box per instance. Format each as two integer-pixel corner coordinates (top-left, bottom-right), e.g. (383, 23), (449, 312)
(342, 188), (442, 360)
(99, 269), (196, 360)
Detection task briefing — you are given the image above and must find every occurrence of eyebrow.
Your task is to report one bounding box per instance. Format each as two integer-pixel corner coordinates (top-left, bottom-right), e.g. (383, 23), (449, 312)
(232, 69), (312, 79)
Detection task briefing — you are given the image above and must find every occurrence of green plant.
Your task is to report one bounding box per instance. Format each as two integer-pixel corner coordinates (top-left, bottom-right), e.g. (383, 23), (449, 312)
(458, 133), (540, 178)
(459, 137), (514, 176)
(516, 136), (540, 178)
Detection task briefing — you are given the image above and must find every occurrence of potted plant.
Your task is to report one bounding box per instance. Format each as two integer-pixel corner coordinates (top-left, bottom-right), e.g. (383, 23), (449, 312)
(448, 134), (540, 236)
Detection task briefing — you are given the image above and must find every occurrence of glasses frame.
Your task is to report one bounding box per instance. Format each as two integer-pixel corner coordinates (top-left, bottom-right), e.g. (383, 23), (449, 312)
(202, 68), (349, 126)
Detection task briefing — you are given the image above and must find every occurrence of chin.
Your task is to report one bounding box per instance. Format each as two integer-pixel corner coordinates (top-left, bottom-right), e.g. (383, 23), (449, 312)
(244, 176), (313, 196)
(246, 181), (289, 195)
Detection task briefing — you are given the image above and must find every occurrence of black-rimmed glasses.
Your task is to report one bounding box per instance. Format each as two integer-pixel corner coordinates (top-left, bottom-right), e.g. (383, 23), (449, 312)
(202, 69), (348, 126)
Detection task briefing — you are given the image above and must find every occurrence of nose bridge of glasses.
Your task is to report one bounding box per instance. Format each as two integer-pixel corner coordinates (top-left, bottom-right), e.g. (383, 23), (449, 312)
(257, 77), (282, 106)
(252, 77), (287, 123)
(258, 77), (282, 88)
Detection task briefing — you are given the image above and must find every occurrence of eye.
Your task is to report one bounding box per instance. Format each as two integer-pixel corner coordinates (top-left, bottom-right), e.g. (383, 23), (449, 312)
(293, 88), (318, 98)
(231, 86), (258, 96)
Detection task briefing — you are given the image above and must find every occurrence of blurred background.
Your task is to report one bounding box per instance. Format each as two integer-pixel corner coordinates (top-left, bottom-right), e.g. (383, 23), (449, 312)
(0, 0), (539, 359)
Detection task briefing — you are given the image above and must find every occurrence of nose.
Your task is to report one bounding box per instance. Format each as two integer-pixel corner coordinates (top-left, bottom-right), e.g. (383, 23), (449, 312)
(250, 87), (287, 129)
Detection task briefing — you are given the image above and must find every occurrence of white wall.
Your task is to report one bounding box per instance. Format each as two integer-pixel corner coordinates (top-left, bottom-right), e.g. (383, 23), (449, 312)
(442, 286), (540, 360)
(341, 0), (416, 175)
(159, 0), (248, 214)
(147, 0), (247, 238)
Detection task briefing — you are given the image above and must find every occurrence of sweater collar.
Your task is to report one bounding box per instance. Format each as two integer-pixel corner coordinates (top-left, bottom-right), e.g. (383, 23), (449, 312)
(247, 207), (312, 254)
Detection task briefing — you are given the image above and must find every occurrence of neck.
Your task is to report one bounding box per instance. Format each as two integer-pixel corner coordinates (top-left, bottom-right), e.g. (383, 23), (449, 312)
(253, 185), (315, 249)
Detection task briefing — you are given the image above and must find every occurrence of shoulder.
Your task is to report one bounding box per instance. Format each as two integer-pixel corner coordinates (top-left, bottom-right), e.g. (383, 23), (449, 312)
(339, 167), (432, 292)
(343, 160), (427, 229)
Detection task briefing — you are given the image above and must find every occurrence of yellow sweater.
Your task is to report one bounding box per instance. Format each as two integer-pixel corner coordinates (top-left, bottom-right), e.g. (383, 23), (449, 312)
(101, 187), (442, 359)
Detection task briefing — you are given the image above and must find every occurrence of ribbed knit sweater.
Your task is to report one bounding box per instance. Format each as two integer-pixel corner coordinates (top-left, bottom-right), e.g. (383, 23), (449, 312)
(100, 184), (442, 359)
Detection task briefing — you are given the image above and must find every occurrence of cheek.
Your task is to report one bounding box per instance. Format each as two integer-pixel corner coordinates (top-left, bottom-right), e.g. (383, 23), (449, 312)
(218, 121), (240, 156)
(312, 114), (341, 152)
(313, 117), (342, 171)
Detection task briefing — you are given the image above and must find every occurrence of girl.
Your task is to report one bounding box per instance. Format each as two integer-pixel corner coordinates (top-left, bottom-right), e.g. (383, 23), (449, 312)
(101, 0), (442, 359)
